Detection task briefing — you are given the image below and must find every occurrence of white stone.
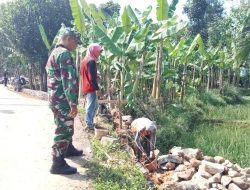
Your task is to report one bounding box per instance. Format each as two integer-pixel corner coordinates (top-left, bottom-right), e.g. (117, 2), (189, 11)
(191, 173), (209, 190)
(178, 181), (196, 190)
(158, 154), (183, 165)
(169, 147), (203, 160)
(198, 165), (212, 179)
(232, 176), (250, 189)
(232, 164), (242, 173)
(208, 173), (222, 184)
(177, 168), (196, 180)
(175, 164), (187, 172)
(214, 156), (225, 164)
(201, 160), (225, 175)
(190, 158), (201, 169)
(221, 175), (232, 187)
(228, 168), (241, 177)
(204, 156), (216, 163)
(228, 183), (242, 190)
(211, 183), (228, 190)
(242, 168), (250, 175)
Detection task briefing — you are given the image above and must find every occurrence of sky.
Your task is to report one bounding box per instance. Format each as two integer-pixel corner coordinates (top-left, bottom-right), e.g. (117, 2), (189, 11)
(0, 0), (242, 20)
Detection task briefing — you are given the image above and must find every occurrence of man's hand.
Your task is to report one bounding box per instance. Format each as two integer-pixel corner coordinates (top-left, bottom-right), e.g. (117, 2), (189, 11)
(69, 105), (78, 118)
(149, 151), (155, 159)
(142, 152), (147, 158)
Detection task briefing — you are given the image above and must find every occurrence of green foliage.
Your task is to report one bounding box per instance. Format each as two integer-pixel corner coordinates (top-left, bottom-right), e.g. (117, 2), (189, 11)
(184, 0), (224, 42)
(222, 86), (243, 104)
(89, 139), (147, 190)
(99, 0), (121, 17)
(121, 7), (132, 34)
(69, 0), (85, 33)
(156, 0), (169, 21)
(155, 95), (205, 153)
(200, 90), (227, 106)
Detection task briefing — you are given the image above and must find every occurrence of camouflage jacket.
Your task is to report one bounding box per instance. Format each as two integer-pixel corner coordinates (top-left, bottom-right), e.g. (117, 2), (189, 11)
(46, 44), (79, 109)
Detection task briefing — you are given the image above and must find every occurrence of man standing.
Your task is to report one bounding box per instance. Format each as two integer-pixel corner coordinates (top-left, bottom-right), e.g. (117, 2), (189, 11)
(46, 28), (83, 175)
(3, 70), (8, 87)
(80, 43), (103, 130)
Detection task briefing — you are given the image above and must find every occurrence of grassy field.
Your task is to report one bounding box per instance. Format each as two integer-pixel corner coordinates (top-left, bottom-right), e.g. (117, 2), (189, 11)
(176, 123), (250, 167)
(176, 101), (250, 167)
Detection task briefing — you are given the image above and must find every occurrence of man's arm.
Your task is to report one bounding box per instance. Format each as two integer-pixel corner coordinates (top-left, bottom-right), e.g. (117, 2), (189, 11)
(135, 131), (144, 153)
(87, 60), (99, 90)
(149, 130), (156, 151)
(59, 51), (79, 107)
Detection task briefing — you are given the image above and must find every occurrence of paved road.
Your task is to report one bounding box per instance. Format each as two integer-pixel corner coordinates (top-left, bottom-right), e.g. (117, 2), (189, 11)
(0, 85), (93, 190)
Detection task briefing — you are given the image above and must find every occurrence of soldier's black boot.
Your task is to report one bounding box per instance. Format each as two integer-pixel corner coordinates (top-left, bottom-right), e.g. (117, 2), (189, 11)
(65, 142), (83, 157)
(50, 156), (77, 175)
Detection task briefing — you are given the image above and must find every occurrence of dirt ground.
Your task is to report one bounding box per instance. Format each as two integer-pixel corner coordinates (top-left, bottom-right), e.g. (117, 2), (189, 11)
(0, 85), (94, 190)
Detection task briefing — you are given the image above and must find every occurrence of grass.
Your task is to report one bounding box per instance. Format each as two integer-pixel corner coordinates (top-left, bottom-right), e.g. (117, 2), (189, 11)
(175, 123), (250, 167)
(206, 101), (250, 121)
(156, 90), (250, 168)
(87, 139), (148, 190)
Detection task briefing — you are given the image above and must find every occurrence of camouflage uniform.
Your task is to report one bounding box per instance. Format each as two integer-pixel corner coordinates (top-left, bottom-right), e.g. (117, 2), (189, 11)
(46, 44), (78, 158)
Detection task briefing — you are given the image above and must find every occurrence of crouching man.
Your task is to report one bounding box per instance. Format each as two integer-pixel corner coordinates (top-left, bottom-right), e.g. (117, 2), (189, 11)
(130, 117), (157, 161)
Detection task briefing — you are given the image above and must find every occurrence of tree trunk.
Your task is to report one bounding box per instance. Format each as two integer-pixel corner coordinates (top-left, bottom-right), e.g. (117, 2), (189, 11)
(156, 42), (163, 101)
(180, 63), (187, 102)
(207, 67), (210, 92)
(227, 69), (231, 85)
(233, 71), (236, 86)
(120, 61), (124, 101)
(151, 46), (159, 98)
(219, 68), (223, 90)
(28, 63), (34, 90)
(132, 52), (146, 95)
(39, 63), (47, 91)
(192, 66), (196, 86)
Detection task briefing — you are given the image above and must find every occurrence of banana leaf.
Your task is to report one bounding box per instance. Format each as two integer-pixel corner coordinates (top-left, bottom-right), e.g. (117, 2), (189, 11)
(126, 5), (140, 26)
(69, 0), (85, 33)
(122, 6), (132, 34)
(156, 0), (169, 21)
(38, 24), (51, 50)
(94, 25), (123, 56)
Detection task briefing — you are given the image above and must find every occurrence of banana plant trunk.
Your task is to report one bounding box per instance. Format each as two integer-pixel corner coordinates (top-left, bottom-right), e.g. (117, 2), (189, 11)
(219, 68), (223, 90)
(192, 67), (196, 86)
(211, 66), (215, 88)
(227, 69), (231, 84)
(120, 57), (124, 101)
(233, 71), (236, 86)
(28, 63), (34, 90)
(180, 63), (187, 102)
(207, 67), (211, 92)
(151, 46), (160, 98)
(156, 42), (163, 101)
(132, 52), (146, 95)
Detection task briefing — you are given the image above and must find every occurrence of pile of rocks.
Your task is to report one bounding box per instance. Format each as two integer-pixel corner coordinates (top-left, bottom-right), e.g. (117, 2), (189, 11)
(149, 146), (250, 190)
(21, 88), (48, 100)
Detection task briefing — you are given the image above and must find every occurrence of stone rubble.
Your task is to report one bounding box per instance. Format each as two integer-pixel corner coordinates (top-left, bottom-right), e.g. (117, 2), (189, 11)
(148, 146), (250, 190)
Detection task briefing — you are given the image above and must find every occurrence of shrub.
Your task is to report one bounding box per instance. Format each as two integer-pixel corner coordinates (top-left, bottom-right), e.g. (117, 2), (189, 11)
(200, 90), (227, 106)
(222, 86), (243, 104)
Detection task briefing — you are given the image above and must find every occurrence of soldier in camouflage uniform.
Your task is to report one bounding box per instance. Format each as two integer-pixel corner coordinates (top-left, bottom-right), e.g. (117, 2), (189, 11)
(46, 28), (83, 175)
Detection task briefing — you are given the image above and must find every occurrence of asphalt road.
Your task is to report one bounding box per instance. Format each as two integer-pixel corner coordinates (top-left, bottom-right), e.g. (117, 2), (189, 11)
(0, 85), (93, 190)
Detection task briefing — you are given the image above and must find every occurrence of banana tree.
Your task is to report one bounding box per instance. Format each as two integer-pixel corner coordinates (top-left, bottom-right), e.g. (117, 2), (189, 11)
(169, 34), (206, 101)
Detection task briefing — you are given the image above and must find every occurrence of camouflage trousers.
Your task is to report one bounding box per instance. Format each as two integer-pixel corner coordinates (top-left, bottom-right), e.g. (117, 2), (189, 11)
(50, 107), (74, 158)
